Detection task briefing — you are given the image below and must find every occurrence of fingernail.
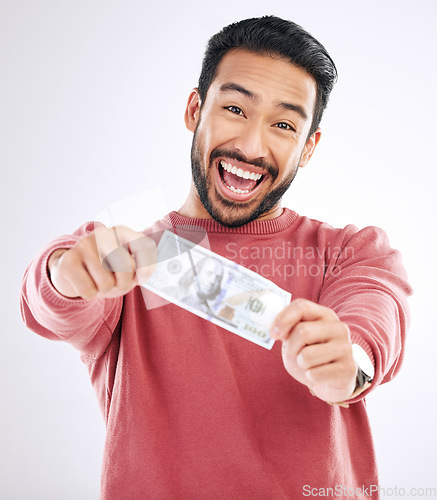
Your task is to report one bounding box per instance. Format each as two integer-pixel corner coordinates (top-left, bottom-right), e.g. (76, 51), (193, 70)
(297, 353), (303, 367)
(270, 326), (280, 339)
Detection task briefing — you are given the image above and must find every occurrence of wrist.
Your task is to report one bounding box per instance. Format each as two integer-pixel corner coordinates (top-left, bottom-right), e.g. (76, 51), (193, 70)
(47, 248), (69, 274)
(327, 344), (375, 408)
(47, 248), (73, 297)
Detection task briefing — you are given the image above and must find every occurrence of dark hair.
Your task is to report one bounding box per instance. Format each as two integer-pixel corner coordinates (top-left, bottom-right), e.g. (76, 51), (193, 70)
(198, 16), (338, 136)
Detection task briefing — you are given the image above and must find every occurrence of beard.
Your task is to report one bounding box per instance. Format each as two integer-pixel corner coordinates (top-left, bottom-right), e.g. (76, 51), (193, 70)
(190, 130), (300, 228)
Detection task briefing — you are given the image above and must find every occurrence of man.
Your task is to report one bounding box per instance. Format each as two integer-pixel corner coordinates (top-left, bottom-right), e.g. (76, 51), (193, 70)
(21, 16), (411, 499)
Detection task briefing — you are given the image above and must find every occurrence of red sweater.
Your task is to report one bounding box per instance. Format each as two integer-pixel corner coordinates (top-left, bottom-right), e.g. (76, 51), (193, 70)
(20, 209), (411, 499)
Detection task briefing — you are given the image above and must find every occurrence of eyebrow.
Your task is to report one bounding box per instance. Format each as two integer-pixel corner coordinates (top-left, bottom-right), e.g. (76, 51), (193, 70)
(219, 82), (308, 121)
(220, 82), (256, 99)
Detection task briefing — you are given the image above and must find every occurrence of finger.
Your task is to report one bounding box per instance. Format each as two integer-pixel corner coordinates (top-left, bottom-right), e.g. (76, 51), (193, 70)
(296, 338), (352, 371)
(83, 256), (116, 295)
(96, 226), (156, 277)
(270, 298), (337, 341)
(101, 244), (135, 274)
(305, 359), (357, 388)
(95, 227), (133, 273)
(128, 235), (156, 268)
(287, 320), (331, 351)
(95, 226), (157, 293)
(63, 259), (99, 300)
(112, 270), (136, 294)
(110, 249), (136, 293)
(94, 225), (135, 270)
(84, 231), (135, 293)
(287, 319), (350, 353)
(127, 236), (157, 285)
(281, 320), (325, 363)
(53, 248), (100, 299)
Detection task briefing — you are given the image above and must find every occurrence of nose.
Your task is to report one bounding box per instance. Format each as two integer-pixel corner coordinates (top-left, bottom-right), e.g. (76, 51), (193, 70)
(232, 119), (269, 162)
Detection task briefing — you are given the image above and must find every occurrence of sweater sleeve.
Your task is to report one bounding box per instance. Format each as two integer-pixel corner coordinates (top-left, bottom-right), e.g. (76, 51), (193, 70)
(20, 222), (123, 359)
(318, 225), (412, 402)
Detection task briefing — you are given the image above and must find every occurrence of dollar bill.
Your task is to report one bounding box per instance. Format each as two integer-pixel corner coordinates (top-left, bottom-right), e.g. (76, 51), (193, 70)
(142, 230), (292, 349)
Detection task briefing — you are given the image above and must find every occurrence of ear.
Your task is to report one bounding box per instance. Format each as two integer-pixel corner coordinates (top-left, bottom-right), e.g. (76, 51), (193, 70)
(299, 128), (322, 168)
(184, 88), (201, 132)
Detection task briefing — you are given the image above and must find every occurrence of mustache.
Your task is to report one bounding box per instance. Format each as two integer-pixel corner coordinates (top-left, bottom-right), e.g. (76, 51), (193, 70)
(210, 148), (278, 179)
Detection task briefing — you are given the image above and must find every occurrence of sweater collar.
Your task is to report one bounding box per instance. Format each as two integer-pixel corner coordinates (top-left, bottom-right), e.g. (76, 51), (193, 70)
(164, 208), (298, 235)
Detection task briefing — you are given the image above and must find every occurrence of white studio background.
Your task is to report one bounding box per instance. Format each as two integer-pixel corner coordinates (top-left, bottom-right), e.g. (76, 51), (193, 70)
(1, 1), (436, 499)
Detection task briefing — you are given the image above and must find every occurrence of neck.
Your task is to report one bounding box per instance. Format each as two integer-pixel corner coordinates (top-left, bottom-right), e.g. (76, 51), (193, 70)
(178, 184), (212, 219)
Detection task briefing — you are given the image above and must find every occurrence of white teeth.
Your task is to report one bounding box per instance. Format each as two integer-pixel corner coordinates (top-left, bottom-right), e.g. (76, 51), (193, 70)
(220, 160), (263, 181)
(228, 185), (250, 194)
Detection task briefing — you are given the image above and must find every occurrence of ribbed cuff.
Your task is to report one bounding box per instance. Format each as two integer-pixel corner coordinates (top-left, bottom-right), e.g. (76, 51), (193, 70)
(39, 240), (97, 309)
(349, 332), (375, 370)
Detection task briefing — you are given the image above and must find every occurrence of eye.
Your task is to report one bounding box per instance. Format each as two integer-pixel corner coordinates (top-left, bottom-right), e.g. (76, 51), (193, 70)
(224, 105), (244, 116)
(275, 122), (296, 132)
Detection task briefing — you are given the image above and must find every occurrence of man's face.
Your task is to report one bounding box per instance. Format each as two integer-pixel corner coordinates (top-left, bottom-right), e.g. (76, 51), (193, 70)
(185, 49), (320, 227)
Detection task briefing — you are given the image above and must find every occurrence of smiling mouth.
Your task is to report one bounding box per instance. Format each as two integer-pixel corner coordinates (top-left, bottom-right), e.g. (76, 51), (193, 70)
(218, 160), (265, 195)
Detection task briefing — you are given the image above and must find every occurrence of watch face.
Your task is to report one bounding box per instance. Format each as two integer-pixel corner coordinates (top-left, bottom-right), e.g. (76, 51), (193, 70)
(352, 344), (375, 380)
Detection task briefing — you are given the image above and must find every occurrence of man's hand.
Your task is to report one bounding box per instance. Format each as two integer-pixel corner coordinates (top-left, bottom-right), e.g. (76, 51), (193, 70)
(48, 225), (157, 300)
(270, 298), (357, 404)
